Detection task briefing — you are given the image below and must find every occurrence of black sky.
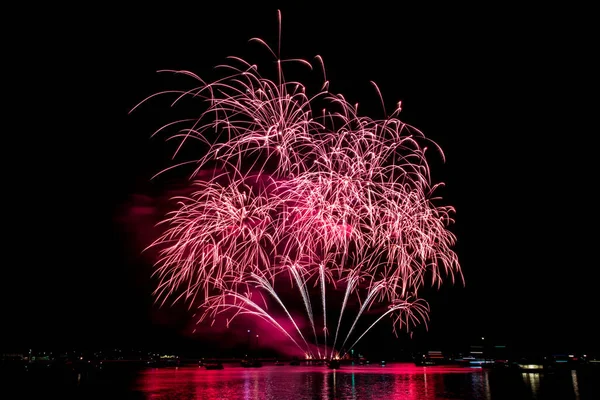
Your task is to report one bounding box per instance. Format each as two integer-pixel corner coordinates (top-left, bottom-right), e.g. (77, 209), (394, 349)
(5, 4), (597, 356)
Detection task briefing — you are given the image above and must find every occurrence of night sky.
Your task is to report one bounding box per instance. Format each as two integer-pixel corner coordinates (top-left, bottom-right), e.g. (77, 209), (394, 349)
(5, 5), (597, 357)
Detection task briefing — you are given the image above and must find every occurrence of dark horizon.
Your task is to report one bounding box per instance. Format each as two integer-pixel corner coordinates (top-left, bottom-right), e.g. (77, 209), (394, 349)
(5, 5), (596, 359)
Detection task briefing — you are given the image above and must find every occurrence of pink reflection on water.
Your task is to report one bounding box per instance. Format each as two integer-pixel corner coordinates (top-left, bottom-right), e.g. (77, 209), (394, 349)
(135, 363), (485, 399)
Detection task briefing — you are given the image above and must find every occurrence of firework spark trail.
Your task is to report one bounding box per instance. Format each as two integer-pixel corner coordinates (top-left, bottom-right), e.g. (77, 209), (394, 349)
(341, 298), (430, 358)
(338, 281), (387, 352)
(319, 262), (328, 360)
(287, 261), (321, 359)
(250, 272), (314, 354)
(134, 11), (461, 359)
(330, 273), (358, 354)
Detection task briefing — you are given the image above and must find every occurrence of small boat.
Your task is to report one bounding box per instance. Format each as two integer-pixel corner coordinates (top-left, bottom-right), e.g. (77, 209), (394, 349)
(414, 351), (450, 366)
(146, 356), (180, 368)
(455, 356), (494, 368)
(518, 363), (545, 371)
(516, 357), (549, 372)
(204, 362), (224, 370)
(241, 359), (262, 368)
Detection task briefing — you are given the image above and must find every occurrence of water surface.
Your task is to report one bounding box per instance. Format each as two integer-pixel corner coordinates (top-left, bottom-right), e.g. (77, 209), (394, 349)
(10, 362), (599, 399)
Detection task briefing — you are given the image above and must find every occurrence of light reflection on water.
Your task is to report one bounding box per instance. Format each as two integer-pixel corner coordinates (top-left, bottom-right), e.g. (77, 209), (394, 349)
(131, 363), (598, 400)
(571, 370), (580, 400)
(523, 372), (541, 399)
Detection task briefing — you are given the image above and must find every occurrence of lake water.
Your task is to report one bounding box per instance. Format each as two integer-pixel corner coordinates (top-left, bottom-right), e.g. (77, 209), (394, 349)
(7, 362), (599, 399)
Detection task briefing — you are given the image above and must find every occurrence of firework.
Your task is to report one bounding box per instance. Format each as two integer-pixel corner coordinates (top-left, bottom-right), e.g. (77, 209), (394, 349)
(132, 11), (461, 360)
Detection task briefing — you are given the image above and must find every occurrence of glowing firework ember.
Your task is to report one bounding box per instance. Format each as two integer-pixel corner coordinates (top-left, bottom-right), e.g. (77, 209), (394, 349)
(132, 11), (461, 360)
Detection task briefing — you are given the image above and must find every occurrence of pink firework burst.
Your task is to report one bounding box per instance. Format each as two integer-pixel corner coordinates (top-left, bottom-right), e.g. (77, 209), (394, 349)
(132, 10), (461, 360)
